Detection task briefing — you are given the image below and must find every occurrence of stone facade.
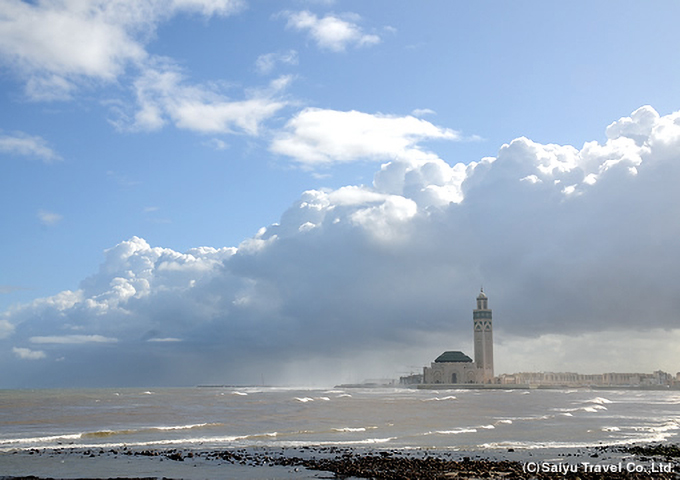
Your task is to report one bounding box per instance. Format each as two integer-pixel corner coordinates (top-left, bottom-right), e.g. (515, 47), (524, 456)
(473, 290), (494, 383)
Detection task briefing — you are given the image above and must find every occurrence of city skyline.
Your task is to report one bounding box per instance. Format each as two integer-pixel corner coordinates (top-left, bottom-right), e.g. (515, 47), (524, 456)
(1, 1), (680, 387)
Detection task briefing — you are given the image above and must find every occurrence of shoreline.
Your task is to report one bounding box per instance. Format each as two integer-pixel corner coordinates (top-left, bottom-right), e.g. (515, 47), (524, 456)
(1, 444), (678, 479)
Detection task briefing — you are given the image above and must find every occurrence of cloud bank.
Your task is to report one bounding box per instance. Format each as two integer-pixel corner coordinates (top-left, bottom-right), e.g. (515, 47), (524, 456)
(2, 106), (680, 387)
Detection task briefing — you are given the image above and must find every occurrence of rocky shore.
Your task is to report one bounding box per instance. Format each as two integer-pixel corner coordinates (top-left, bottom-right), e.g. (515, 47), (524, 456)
(1, 444), (679, 479)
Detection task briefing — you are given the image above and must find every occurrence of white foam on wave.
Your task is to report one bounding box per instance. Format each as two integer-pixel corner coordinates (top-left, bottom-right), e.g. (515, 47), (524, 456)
(506, 414), (554, 422)
(332, 427), (373, 433)
(294, 396), (331, 402)
(231, 391), (248, 396)
(154, 422), (222, 431)
(585, 397), (613, 405)
(273, 437), (396, 448)
(422, 395), (457, 402)
(432, 428), (477, 435)
(553, 404), (607, 413)
(631, 420), (680, 434)
(0, 433), (82, 446)
(1, 422), (226, 450)
(8, 431), (283, 451)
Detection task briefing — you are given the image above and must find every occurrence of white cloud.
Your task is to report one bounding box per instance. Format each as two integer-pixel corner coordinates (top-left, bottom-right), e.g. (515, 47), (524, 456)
(12, 347), (46, 360)
(255, 50), (299, 75)
(203, 138), (229, 150)
(37, 209), (63, 226)
(271, 108), (461, 167)
(124, 67), (291, 135)
(0, 132), (61, 162)
(411, 108), (436, 118)
(3, 106), (680, 386)
(30, 335), (118, 345)
(0, 319), (14, 339)
(170, 0), (245, 16)
(0, 0), (243, 100)
(283, 10), (380, 52)
(0, 1), (289, 142)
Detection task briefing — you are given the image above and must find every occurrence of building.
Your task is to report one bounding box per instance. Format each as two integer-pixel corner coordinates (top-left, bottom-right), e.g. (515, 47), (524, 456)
(498, 370), (675, 387)
(473, 289), (494, 382)
(422, 289), (495, 384)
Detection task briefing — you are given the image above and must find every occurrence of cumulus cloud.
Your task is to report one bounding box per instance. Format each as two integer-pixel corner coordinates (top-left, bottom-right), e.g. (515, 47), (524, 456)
(283, 10), (380, 52)
(12, 347), (46, 360)
(2, 105), (680, 386)
(271, 108), (461, 167)
(0, 132), (61, 162)
(0, 0), (243, 100)
(121, 66), (291, 134)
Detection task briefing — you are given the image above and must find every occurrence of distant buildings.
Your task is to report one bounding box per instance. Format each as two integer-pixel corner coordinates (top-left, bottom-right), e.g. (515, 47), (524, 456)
(406, 289), (679, 388)
(498, 370), (677, 387)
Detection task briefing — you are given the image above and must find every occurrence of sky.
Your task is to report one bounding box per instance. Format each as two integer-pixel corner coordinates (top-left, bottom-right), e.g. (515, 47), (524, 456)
(1, 0), (680, 388)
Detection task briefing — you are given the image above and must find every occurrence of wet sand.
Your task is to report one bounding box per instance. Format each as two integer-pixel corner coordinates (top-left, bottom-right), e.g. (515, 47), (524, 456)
(1, 444), (678, 479)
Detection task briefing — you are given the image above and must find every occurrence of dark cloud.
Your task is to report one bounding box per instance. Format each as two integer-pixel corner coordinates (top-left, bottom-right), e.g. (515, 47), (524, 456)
(2, 106), (680, 387)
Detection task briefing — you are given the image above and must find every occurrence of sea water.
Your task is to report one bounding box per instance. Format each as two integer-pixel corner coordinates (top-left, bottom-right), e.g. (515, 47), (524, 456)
(1, 387), (679, 453)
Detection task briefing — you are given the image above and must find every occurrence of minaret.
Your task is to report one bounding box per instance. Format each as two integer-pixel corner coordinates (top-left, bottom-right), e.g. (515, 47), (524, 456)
(473, 288), (494, 383)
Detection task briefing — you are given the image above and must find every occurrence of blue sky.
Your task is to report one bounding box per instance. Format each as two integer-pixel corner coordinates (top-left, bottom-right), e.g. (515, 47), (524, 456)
(2, 1), (680, 387)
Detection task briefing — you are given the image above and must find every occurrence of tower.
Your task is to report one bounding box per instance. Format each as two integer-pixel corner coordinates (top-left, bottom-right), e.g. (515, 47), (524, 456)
(473, 288), (494, 383)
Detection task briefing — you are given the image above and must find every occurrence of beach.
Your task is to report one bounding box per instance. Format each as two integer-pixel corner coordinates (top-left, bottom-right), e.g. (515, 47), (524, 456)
(2, 444), (679, 479)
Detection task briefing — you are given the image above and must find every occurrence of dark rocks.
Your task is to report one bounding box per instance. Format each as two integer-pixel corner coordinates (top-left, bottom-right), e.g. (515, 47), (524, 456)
(620, 444), (680, 459)
(6, 444), (680, 480)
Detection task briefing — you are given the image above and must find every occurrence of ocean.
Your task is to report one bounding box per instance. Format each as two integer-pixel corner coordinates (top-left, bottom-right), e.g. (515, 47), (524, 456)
(0, 387), (680, 480)
(1, 386), (679, 478)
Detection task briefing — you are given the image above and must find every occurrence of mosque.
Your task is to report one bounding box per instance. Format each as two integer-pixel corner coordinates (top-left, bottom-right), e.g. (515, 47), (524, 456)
(412, 289), (678, 388)
(422, 289), (495, 384)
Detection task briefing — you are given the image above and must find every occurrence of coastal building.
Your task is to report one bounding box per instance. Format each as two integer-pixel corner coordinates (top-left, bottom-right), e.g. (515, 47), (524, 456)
(422, 289), (495, 384)
(498, 370), (675, 387)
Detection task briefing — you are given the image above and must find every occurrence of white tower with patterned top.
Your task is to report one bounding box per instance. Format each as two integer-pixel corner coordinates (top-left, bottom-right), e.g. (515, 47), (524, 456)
(473, 288), (494, 383)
